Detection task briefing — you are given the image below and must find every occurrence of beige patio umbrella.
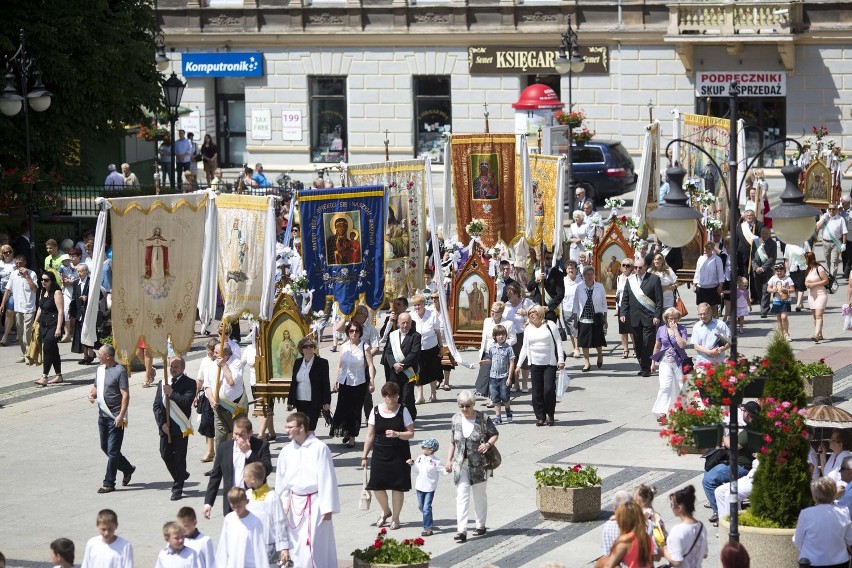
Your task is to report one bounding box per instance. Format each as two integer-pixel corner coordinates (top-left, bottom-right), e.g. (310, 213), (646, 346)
(802, 404), (852, 429)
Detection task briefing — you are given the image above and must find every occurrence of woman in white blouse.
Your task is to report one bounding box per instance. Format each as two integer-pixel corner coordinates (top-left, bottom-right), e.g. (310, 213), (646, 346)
(567, 211), (587, 264)
(331, 320), (375, 449)
(503, 284), (534, 392)
(650, 253), (679, 310)
(410, 293), (443, 404)
(286, 336), (331, 433)
(661, 485), (707, 568)
(517, 305), (565, 427)
(475, 301), (517, 398)
(794, 477), (852, 568)
(571, 265), (607, 372)
(818, 429), (852, 486)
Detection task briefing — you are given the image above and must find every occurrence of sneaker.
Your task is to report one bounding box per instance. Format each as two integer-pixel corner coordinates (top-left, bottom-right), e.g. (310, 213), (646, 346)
(15, 357), (25, 363)
(505, 410), (513, 423)
(785, 333), (792, 341)
(493, 416), (502, 425)
(485, 401), (494, 408)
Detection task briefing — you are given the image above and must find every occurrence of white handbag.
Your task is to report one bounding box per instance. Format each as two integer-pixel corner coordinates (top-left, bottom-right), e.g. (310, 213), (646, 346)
(358, 467), (372, 511)
(556, 368), (572, 402)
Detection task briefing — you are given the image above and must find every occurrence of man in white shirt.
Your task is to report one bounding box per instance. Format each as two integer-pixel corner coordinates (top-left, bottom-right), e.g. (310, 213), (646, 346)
(839, 196), (852, 277)
(561, 260), (581, 358)
(690, 302), (731, 365)
(205, 344), (245, 453)
(1, 255), (38, 363)
(816, 202), (848, 278)
(693, 241), (725, 312)
(174, 129), (192, 182)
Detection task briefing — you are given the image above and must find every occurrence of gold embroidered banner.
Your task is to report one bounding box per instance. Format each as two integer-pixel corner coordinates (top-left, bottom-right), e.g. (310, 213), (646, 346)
(451, 134), (518, 247)
(515, 153), (561, 248)
(215, 194), (271, 321)
(346, 159), (427, 300)
(109, 194), (208, 364)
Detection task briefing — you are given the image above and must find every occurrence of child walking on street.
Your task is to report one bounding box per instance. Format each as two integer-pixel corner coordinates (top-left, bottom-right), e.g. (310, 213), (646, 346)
(735, 276), (750, 334)
(155, 521), (199, 568)
(767, 262), (795, 341)
(481, 325), (515, 424)
(409, 438), (445, 537)
(81, 509), (133, 568)
(50, 538), (75, 568)
(244, 462), (290, 567)
(177, 507), (214, 568)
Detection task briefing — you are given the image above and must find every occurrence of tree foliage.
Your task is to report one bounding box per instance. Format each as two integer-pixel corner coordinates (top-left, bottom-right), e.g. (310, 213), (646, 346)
(0, 0), (165, 182)
(748, 332), (812, 528)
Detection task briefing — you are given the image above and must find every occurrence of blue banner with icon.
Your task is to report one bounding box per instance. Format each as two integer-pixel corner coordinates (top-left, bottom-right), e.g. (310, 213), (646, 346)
(298, 186), (386, 315)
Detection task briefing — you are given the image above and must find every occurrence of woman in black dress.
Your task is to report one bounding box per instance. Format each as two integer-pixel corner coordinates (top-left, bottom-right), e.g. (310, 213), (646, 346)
(571, 265), (608, 372)
(331, 320), (375, 448)
(34, 274), (64, 386)
(286, 337), (331, 432)
(360, 381), (415, 530)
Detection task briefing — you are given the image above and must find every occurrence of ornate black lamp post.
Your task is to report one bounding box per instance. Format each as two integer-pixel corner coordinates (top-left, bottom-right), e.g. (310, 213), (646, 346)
(162, 72), (185, 191)
(554, 15), (585, 199)
(0, 28), (53, 270)
(648, 81), (819, 543)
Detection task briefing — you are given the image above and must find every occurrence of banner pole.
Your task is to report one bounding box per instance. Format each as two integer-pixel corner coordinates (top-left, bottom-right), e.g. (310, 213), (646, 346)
(213, 323), (227, 404)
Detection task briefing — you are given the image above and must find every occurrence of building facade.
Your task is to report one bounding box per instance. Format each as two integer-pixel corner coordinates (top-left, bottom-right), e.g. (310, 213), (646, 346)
(157, 1), (852, 182)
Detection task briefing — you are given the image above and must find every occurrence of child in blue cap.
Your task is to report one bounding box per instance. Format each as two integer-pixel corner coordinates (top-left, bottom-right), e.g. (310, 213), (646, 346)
(409, 438), (445, 536)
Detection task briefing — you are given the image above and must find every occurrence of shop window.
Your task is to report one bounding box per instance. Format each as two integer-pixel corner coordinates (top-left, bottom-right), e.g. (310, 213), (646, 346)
(696, 97), (786, 169)
(414, 76), (451, 164)
(310, 76), (347, 163)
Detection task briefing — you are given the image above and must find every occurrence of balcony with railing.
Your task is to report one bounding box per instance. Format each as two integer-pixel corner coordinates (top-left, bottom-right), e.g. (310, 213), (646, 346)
(667, 1), (802, 36)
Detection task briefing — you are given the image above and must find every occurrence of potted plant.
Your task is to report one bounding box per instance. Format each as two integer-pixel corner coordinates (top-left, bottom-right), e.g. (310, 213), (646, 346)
(659, 394), (724, 454)
(554, 109), (586, 128)
(690, 355), (768, 406)
(534, 463), (602, 521)
(796, 358), (834, 399)
(1, 165), (62, 215)
(571, 126), (595, 147)
(723, 333), (810, 568)
(351, 528), (430, 568)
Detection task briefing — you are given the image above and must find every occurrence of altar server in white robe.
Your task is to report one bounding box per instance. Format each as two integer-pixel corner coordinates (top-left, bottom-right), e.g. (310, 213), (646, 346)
(275, 411), (340, 568)
(215, 487), (270, 568)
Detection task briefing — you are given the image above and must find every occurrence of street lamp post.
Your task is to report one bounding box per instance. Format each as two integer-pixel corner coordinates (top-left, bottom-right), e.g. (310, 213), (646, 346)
(647, 81), (820, 543)
(554, 15), (585, 201)
(0, 28), (53, 272)
(162, 72), (185, 191)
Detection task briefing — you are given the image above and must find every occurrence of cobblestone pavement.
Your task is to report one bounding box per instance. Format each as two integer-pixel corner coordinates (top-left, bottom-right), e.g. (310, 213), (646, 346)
(0, 278), (850, 567)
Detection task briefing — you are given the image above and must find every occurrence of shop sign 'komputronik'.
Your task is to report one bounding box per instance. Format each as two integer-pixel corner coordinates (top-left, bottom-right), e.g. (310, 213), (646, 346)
(695, 71), (786, 97)
(468, 46), (609, 75)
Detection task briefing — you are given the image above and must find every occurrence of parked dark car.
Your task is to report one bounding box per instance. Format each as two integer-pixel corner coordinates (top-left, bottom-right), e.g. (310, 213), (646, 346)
(549, 130), (637, 207)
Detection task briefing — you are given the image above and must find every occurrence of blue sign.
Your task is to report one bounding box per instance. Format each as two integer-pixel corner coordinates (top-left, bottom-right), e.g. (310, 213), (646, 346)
(182, 52), (263, 77)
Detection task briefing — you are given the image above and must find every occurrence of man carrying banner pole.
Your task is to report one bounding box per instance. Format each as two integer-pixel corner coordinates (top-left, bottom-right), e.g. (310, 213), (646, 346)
(206, 340), (246, 473)
(153, 356), (196, 501)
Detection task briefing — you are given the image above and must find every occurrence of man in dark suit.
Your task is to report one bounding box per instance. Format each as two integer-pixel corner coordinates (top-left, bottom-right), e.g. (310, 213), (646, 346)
(152, 356), (197, 501)
(735, 207), (762, 303)
(619, 258), (663, 377)
(526, 249), (565, 322)
(71, 264), (97, 364)
(751, 227), (777, 318)
(381, 311), (421, 420)
(12, 220), (35, 272)
(573, 186), (595, 213)
(202, 416), (272, 517)
(498, 260), (518, 302)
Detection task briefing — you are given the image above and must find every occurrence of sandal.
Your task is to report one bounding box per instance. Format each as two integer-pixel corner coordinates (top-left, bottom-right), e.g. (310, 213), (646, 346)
(34, 376), (48, 387)
(621, 352), (630, 359)
(48, 375), (63, 385)
(389, 521), (401, 530)
(376, 512), (391, 527)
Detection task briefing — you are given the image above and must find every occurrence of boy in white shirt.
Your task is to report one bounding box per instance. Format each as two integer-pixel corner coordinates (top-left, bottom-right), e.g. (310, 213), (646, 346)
(766, 262), (795, 341)
(215, 488), (271, 568)
(50, 537), (75, 568)
(244, 462), (290, 566)
(155, 522), (200, 568)
(177, 507), (214, 568)
(80, 509), (133, 568)
(408, 438), (445, 536)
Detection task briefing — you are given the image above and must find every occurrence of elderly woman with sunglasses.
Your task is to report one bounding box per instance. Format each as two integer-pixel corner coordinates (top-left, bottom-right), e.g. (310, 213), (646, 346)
(445, 390), (499, 543)
(331, 320), (376, 449)
(517, 305), (565, 427)
(615, 259), (635, 359)
(650, 307), (688, 422)
(0, 245), (16, 345)
(286, 337), (331, 433)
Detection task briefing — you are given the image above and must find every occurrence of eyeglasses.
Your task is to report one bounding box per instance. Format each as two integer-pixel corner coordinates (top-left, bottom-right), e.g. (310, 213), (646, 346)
(458, 404), (472, 408)
(347, 329), (359, 334)
(41, 278), (51, 282)
(622, 265), (633, 269)
(1, 250), (11, 254)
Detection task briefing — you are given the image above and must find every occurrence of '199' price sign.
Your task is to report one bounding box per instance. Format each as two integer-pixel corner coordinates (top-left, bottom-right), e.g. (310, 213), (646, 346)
(282, 111), (302, 141)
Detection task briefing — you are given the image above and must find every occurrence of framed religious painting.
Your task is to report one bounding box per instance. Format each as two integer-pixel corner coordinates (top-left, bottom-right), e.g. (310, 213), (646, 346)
(802, 160), (832, 209)
(593, 222), (635, 308)
(449, 243), (495, 347)
(254, 292), (310, 416)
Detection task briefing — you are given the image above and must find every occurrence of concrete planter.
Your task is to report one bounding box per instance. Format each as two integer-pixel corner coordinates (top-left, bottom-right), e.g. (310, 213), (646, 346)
(353, 560), (429, 568)
(719, 517), (797, 568)
(803, 373), (833, 399)
(536, 485), (602, 521)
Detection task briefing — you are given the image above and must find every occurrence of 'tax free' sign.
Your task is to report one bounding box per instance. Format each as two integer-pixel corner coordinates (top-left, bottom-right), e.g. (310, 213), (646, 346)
(695, 72), (786, 97)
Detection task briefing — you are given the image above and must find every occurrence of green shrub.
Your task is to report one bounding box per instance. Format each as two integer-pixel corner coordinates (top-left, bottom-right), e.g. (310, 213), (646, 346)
(534, 464), (602, 488)
(738, 509), (787, 529)
(748, 332), (812, 528)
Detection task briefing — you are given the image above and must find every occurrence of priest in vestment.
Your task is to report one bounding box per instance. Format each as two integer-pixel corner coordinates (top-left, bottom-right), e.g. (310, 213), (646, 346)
(275, 412), (340, 568)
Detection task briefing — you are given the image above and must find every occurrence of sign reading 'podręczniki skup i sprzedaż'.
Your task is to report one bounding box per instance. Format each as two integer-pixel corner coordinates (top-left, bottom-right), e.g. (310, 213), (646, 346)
(695, 71), (786, 97)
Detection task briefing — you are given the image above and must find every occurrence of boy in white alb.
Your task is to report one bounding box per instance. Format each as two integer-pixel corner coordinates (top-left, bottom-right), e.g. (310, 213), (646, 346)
(155, 522), (200, 568)
(215, 487), (271, 568)
(244, 462), (290, 566)
(408, 438), (445, 536)
(176, 507), (214, 568)
(80, 509), (133, 568)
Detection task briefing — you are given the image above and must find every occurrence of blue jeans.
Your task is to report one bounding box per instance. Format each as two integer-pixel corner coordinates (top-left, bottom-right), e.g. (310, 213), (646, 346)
(703, 463), (748, 514)
(489, 375), (510, 405)
(416, 490), (435, 530)
(98, 414), (133, 488)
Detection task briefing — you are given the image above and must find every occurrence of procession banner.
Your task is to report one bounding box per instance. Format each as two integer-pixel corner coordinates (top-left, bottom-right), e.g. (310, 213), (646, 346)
(632, 120), (661, 227)
(106, 193), (208, 364)
(680, 113), (730, 229)
(450, 133), (519, 247)
(515, 152), (562, 249)
(298, 185), (386, 315)
(214, 194), (277, 321)
(346, 159), (427, 300)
